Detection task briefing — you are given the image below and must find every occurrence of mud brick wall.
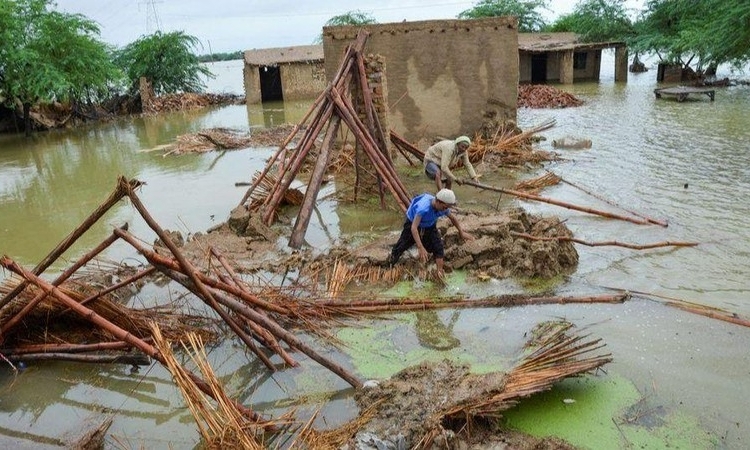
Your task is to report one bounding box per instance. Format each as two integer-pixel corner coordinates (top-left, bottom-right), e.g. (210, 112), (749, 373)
(323, 17), (519, 149)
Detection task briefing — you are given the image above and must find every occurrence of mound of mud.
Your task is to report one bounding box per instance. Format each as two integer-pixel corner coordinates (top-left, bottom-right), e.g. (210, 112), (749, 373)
(348, 207), (578, 279)
(171, 207), (578, 282)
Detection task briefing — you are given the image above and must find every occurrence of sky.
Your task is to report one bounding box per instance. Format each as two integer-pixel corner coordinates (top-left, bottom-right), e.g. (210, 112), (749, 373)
(54, 0), (644, 54)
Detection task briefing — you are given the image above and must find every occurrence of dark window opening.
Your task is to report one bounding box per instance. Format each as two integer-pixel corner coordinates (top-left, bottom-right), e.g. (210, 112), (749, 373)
(259, 65), (283, 102)
(574, 52), (588, 70)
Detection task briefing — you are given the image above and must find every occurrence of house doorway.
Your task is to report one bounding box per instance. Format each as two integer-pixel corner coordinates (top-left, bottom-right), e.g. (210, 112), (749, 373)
(259, 65), (283, 102)
(531, 54), (548, 83)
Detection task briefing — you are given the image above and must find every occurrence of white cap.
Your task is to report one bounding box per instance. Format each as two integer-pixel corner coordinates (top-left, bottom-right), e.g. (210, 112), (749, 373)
(436, 189), (456, 205)
(455, 135), (471, 146)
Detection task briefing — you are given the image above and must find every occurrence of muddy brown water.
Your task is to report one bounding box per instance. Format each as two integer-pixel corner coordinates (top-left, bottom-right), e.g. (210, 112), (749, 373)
(1, 57), (750, 448)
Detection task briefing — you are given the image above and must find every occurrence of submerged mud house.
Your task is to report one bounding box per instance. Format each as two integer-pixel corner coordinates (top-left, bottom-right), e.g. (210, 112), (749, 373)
(518, 32), (628, 84)
(323, 17), (519, 146)
(242, 45), (327, 104)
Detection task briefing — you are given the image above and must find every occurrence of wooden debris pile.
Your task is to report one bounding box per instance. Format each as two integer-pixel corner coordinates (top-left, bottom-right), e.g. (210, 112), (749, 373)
(162, 127), (254, 155)
(518, 84), (584, 108)
(0, 176), (366, 425)
(143, 92), (243, 114)
(389, 118), (559, 170)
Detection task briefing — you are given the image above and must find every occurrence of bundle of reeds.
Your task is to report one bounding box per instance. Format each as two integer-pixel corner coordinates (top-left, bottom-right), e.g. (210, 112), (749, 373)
(152, 325), (266, 449)
(513, 171), (562, 193)
(436, 321), (611, 422)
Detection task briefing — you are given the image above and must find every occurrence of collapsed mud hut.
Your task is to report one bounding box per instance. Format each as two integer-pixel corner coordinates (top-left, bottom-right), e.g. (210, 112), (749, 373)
(1, 30), (728, 449)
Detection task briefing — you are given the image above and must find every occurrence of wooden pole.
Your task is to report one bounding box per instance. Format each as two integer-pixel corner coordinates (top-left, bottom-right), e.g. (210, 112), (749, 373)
(317, 292), (629, 312)
(238, 90), (328, 207)
(289, 115), (342, 248)
(2, 340), (140, 354)
(549, 170), (668, 227)
(510, 232), (698, 249)
(463, 179), (656, 226)
(5, 352), (151, 366)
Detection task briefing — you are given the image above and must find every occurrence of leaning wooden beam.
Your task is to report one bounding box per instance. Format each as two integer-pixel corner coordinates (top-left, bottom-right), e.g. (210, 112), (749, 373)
(238, 89), (328, 208)
(262, 101), (335, 225)
(389, 130), (425, 161)
(463, 179), (656, 226)
(0, 179), (138, 310)
(510, 232), (698, 250)
(0, 256), (264, 422)
(331, 89), (410, 211)
(290, 116), (342, 248)
(1, 224), (128, 336)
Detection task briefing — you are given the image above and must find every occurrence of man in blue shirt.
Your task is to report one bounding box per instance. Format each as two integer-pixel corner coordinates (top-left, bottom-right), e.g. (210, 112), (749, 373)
(387, 188), (474, 277)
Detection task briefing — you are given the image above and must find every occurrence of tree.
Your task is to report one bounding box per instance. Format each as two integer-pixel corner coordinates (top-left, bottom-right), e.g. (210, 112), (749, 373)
(114, 31), (212, 96)
(548, 0), (634, 43)
(315, 10), (378, 44)
(631, 0), (750, 74)
(0, 0), (121, 136)
(458, 0), (549, 32)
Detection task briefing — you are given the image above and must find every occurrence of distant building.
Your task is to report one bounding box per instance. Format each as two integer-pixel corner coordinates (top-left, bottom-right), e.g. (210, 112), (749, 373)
(242, 27), (629, 143)
(518, 32), (628, 84)
(243, 45), (326, 104)
(324, 17), (519, 147)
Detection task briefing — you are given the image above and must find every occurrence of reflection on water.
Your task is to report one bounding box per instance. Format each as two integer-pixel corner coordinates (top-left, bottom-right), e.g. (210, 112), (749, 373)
(1, 55), (750, 447)
(415, 310), (461, 350)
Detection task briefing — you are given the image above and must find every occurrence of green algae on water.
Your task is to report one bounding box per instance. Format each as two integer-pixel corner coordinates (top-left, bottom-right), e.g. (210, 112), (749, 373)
(502, 374), (717, 449)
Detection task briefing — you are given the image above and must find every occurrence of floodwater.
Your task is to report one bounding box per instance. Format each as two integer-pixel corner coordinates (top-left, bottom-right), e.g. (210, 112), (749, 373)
(1, 57), (749, 448)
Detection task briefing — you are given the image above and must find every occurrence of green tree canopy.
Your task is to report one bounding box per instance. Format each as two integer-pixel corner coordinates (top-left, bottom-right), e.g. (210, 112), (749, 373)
(115, 31), (212, 95)
(632, 0), (750, 72)
(0, 0), (120, 135)
(548, 0), (634, 42)
(458, 0), (549, 32)
(315, 10), (378, 44)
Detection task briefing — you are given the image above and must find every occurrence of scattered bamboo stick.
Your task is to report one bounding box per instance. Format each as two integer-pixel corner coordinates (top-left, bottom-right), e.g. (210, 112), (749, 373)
(603, 286), (750, 328)
(317, 292), (629, 313)
(548, 170), (668, 227)
(510, 232), (698, 250)
(464, 179), (656, 226)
